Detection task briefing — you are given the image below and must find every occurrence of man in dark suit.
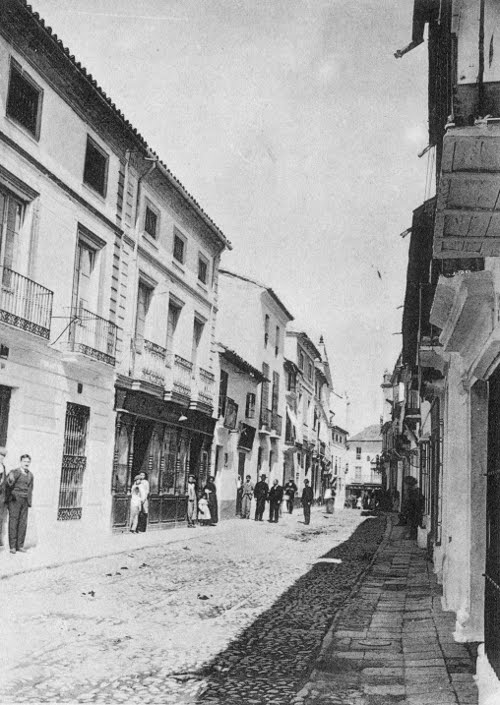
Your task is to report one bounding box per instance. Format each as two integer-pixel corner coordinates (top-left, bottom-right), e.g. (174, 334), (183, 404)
(284, 478), (298, 514)
(301, 478), (314, 525)
(268, 479), (284, 523)
(254, 474), (269, 521)
(6, 454), (34, 554)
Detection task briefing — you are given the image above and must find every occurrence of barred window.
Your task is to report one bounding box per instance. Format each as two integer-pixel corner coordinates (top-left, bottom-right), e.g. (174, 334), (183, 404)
(173, 232), (185, 263)
(6, 61), (43, 138)
(198, 255), (208, 284)
(144, 206), (158, 238)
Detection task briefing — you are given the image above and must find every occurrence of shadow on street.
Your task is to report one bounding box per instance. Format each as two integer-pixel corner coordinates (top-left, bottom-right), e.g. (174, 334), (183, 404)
(193, 514), (388, 705)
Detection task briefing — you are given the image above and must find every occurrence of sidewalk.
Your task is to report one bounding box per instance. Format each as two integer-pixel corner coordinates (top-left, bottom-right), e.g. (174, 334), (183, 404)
(0, 518), (230, 580)
(294, 520), (479, 705)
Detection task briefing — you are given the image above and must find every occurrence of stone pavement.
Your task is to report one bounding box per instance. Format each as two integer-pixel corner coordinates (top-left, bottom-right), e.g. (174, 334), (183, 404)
(295, 521), (479, 705)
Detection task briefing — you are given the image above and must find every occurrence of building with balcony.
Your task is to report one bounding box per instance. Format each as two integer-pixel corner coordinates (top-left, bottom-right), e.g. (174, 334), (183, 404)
(345, 425), (382, 504)
(216, 270), (294, 487)
(0, 0), (230, 543)
(213, 344), (265, 518)
(395, 2), (500, 701)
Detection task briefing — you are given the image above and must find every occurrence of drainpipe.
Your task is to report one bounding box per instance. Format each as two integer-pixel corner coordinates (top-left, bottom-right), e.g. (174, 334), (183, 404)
(478, 0), (485, 117)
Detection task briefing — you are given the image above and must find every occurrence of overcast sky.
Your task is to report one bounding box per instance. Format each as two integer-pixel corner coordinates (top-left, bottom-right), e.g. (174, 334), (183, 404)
(33, 0), (430, 434)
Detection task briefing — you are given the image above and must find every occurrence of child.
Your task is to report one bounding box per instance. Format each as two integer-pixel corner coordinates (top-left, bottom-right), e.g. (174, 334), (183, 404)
(198, 492), (211, 526)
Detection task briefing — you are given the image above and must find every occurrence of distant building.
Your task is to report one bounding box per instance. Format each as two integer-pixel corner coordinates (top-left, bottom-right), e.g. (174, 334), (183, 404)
(346, 425), (382, 503)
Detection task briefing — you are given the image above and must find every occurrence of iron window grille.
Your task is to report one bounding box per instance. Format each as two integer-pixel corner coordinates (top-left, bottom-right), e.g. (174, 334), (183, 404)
(173, 233), (185, 263)
(57, 402), (90, 521)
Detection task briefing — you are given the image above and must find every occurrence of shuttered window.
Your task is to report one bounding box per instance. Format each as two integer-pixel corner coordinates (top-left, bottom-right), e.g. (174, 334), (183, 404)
(83, 137), (108, 196)
(6, 61), (42, 138)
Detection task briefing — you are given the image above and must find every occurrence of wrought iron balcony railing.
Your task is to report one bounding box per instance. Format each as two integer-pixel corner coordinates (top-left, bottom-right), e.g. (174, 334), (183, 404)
(67, 307), (118, 365)
(0, 267), (53, 339)
(260, 408), (271, 429)
(172, 355), (192, 397)
(271, 411), (283, 436)
(136, 339), (167, 386)
(197, 367), (215, 406)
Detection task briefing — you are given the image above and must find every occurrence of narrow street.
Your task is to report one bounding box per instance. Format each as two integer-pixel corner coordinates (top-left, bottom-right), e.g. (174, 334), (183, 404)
(1, 510), (385, 705)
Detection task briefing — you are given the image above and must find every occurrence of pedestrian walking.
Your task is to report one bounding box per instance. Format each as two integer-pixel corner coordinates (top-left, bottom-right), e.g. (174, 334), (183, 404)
(137, 471), (150, 533)
(6, 454), (34, 554)
(0, 448), (7, 547)
(284, 477), (298, 514)
(241, 475), (254, 519)
(187, 474), (197, 527)
(198, 492), (211, 526)
(254, 474), (269, 521)
(204, 475), (218, 525)
(129, 475), (144, 533)
(301, 478), (314, 525)
(268, 478), (283, 523)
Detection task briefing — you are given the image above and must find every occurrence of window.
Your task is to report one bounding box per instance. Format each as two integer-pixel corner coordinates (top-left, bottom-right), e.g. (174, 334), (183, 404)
(0, 189), (24, 275)
(198, 254), (208, 284)
(275, 326), (280, 356)
(287, 370), (296, 392)
(173, 231), (185, 263)
(307, 361), (313, 381)
(191, 316), (204, 367)
(356, 446), (361, 459)
(0, 386), (12, 447)
(166, 300), (181, 357)
(245, 392), (256, 419)
(298, 350), (304, 370)
(261, 362), (270, 415)
(135, 281), (152, 352)
(272, 371), (280, 412)
(83, 137), (108, 196)
(58, 403), (90, 521)
(6, 60), (43, 138)
(144, 204), (158, 238)
(264, 314), (270, 347)
(218, 369), (228, 417)
(355, 466), (362, 481)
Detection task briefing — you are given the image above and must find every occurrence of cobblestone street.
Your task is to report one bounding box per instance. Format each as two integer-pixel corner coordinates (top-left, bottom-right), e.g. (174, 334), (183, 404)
(1, 509), (382, 704)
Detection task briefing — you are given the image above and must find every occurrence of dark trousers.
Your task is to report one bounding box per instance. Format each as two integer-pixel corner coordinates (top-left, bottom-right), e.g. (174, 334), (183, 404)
(269, 501), (280, 522)
(8, 497), (29, 549)
(287, 496), (295, 514)
(255, 497), (266, 521)
(303, 502), (311, 525)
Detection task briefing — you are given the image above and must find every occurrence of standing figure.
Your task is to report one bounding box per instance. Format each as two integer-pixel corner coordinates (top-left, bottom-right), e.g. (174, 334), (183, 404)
(0, 448), (7, 546)
(241, 475), (254, 519)
(236, 475), (242, 516)
(137, 471), (150, 533)
(204, 475), (218, 525)
(400, 476), (424, 539)
(284, 477), (298, 514)
(268, 479), (284, 523)
(198, 492), (212, 526)
(129, 475), (144, 533)
(254, 474), (269, 521)
(301, 478), (314, 525)
(6, 454), (34, 554)
(187, 474), (197, 527)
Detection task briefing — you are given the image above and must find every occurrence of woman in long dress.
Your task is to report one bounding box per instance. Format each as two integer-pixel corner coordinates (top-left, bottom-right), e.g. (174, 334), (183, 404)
(203, 475), (218, 525)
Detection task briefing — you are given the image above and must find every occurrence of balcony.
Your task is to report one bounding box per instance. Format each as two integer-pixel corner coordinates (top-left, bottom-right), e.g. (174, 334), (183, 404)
(271, 411), (282, 436)
(66, 307), (117, 365)
(0, 267), (53, 339)
(135, 340), (167, 387)
(259, 408), (271, 432)
(197, 367), (215, 408)
(172, 355), (192, 399)
(434, 121), (500, 259)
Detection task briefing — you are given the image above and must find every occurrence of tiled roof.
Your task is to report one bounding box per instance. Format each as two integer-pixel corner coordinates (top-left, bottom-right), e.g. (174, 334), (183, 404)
(349, 424), (382, 442)
(11, 0), (231, 250)
(219, 269), (294, 321)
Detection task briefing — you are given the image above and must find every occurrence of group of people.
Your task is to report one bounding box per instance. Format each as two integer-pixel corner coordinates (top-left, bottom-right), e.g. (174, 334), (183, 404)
(240, 474), (315, 525)
(0, 450), (35, 555)
(129, 471), (150, 533)
(186, 474), (218, 527)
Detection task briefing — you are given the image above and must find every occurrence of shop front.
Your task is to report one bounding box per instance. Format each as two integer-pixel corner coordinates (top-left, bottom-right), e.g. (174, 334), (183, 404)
(111, 388), (215, 530)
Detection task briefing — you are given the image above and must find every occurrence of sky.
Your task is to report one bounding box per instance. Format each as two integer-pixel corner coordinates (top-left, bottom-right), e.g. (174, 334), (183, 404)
(32, 0), (431, 434)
